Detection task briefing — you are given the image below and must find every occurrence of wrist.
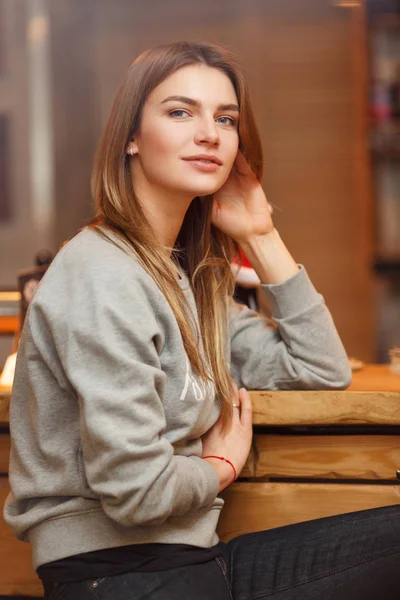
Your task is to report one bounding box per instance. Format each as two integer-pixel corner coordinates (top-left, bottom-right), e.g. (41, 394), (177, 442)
(239, 229), (299, 285)
(203, 456), (236, 491)
(240, 227), (281, 253)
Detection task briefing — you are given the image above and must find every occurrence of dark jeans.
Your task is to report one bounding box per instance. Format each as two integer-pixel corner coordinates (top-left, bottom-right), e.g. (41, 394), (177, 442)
(42, 505), (400, 600)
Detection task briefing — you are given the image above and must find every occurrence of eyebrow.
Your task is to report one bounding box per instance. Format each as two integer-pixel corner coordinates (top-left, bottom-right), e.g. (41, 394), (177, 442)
(160, 95), (240, 113)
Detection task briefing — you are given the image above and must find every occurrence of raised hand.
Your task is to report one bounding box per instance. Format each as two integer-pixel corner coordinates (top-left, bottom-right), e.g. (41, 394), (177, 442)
(211, 150), (273, 243)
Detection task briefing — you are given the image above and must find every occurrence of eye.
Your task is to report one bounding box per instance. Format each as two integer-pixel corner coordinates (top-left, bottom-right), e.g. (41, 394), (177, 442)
(169, 110), (237, 125)
(169, 109), (190, 118)
(216, 116), (237, 126)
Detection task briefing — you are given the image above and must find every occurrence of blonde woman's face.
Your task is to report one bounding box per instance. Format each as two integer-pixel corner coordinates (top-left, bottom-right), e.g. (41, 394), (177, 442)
(130, 64), (240, 198)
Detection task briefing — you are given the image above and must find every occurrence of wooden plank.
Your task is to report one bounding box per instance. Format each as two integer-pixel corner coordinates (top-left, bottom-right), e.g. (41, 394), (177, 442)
(0, 480), (43, 597)
(0, 434), (10, 473)
(251, 390), (400, 426)
(252, 434), (400, 480)
(240, 444), (256, 478)
(1, 384), (400, 426)
(4, 428), (398, 481)
(217, 482), (400, 540)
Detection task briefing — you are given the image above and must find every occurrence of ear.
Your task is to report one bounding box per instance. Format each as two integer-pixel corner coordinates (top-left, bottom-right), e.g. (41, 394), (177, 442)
(126, 138), (139, 156)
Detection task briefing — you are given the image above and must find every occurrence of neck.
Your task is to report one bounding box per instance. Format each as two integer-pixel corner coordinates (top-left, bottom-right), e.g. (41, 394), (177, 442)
(130, 162), (194, 251)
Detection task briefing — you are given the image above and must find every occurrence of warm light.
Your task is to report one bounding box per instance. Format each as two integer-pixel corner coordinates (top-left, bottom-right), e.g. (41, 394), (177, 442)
(332, 0), (361, 6)
(28, 16), (49, 43)
(0, 292), (20, 302)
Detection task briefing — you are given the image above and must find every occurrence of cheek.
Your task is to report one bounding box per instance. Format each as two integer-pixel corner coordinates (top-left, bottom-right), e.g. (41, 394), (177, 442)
(224, 146), (239, 175)
(140, 121), (187, 159)
(225, 132), (239, 163)
(141, 131), (169, 158)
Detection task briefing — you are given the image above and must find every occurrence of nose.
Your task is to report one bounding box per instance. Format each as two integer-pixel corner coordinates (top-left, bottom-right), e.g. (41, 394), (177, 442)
(194, 116), (220, 146)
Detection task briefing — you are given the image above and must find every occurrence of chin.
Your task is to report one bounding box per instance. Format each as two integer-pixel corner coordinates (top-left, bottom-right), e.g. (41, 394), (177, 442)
(191, 188), (220, 197)
(183, 182), (223, 197)
(167, 172), (225, 197)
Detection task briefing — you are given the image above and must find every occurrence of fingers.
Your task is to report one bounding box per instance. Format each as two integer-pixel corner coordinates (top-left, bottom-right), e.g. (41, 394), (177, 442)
(238, 388), (252, 428)
(231, 384), (241, 419)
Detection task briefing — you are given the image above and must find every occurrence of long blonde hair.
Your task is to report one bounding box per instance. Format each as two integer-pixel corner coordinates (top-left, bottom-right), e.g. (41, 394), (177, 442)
(90, 41), (263, 429)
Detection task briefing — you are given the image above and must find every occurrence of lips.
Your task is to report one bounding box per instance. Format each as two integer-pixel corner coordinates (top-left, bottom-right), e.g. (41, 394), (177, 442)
(182, 154), (223, 165)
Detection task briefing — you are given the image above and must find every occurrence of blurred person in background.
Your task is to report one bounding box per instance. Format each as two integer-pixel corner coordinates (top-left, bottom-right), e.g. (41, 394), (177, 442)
(4, 41), (399, 600)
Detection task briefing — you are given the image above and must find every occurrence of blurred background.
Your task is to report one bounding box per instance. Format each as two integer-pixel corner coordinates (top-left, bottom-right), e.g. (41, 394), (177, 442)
(0, 0), (400, 369)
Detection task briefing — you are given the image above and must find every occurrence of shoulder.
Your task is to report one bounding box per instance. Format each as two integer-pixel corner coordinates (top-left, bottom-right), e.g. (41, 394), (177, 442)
(31, 227), (165, 313)
(55, 227), (147, 278)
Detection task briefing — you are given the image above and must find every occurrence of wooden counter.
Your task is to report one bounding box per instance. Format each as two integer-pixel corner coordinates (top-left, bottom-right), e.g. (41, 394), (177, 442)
(218, 364), (400, 541)
(1, 363), (399, 424)
(349, 363), (400, 392)
(0, 364), (399, 596)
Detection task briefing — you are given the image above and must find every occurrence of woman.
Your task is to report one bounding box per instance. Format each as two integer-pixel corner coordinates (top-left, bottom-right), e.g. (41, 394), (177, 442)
(4, 41), (399, 600)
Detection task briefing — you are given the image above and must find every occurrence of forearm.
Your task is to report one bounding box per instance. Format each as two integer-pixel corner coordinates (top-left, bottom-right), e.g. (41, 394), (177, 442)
(240, 228), (299, 285)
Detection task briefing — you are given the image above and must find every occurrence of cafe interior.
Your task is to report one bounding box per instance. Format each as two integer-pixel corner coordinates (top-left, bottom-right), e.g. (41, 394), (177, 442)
(0, 0), (399, 597)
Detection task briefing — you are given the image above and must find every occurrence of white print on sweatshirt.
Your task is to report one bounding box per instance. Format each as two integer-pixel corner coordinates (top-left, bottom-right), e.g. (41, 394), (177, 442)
(180, 355), (212, 402)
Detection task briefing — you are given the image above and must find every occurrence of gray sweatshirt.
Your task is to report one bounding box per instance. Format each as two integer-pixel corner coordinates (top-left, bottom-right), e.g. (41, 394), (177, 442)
(3, 227), (351, 570)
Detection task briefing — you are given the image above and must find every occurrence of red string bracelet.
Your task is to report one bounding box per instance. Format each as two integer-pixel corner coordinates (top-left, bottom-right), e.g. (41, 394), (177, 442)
(202, 455), (237, 482)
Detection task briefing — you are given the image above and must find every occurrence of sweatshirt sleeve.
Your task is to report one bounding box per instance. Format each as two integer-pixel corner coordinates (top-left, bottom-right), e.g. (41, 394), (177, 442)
(229, 265), (352, 391)
(28, 253), (219, 528)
